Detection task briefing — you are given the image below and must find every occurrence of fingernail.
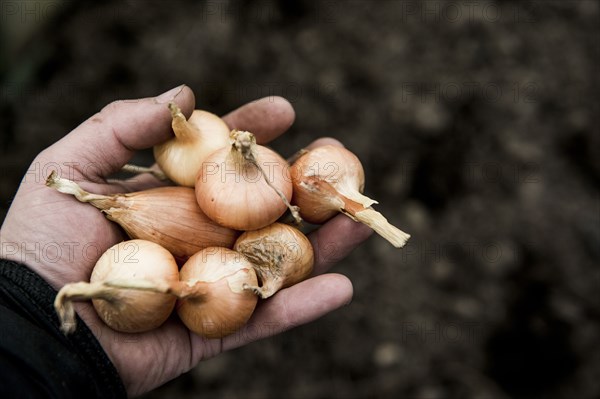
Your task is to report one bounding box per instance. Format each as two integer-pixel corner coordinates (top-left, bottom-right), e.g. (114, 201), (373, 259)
(155, 84), (186, 104)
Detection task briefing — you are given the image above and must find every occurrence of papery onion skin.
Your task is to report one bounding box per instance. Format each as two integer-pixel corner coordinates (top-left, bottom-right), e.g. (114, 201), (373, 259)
(103, 187), (238, 263)
(177, 247), (258, 339)
(90, 240), (179, 333)
(45, 172), (238, 263)
(195, 144), (293, 231)
(154, 106), (231, 187)
(290, 145), (410, 248)
(234, 223), (314, 299)
(290, 145), (371, 224)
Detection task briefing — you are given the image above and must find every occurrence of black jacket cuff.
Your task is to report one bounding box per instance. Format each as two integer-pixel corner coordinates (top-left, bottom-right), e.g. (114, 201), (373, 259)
(0, 259), (126, 398)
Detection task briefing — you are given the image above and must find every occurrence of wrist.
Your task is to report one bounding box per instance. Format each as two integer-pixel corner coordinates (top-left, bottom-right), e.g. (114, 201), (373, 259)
(0, 259), (127, 397)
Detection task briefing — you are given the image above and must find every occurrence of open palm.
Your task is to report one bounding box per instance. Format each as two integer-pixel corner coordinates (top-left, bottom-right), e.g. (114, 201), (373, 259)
(0, 86), (372, 396)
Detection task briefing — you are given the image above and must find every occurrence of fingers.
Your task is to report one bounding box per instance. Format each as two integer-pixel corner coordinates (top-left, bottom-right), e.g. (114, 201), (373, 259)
(308, 214), (373, 275)
(104, 163), (173, 192)
(286, 137), (343, 163)
(100, 95), (296, 192)
(305, 137), (344, 150)
(219, 273), (353, 352)
(222, 96), (295, 144)
(105, 172), (171, 193)
(45, 85), (195, 180)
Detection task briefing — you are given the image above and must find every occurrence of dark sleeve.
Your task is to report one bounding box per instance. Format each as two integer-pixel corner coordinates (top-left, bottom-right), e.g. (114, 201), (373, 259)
(0, 259), (126, 398)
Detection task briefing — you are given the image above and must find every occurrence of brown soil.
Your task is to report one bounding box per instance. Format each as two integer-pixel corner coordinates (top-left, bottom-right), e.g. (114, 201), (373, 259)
(1, 1), (598, 398)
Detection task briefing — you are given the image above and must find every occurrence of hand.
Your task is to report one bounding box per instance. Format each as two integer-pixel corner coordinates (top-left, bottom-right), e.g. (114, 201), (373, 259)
(0, 86), (373, 396)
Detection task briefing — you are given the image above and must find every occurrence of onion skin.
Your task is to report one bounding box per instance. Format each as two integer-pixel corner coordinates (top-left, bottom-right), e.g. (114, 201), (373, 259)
(46, 172), (238, 262)
(291, 145), (370, 224)
(234, 223), (314, 299)
(154, 104), (231, 187)
(91, 240), (178, 333)
(195, 132), (293, 231)
(102, 187), (238, 263)
(177, 247), (259, 339)
(290, 145), (410, 248)
(54, 240), (179, 334)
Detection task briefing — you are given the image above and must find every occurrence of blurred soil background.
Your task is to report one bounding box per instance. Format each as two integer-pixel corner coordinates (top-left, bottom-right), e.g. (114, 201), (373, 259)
(1, 1), (599, 398)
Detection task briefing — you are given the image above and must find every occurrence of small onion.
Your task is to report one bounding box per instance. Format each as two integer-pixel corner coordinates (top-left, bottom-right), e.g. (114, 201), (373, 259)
(195, 130), (299, 231)
(46, 171), (238, 262)
(290, 145), (410, 248)
(154, 103), (231, 187)
(176, 247), (259, 338)
(234, 223), (314, 299)
(54, 240), (179, 334)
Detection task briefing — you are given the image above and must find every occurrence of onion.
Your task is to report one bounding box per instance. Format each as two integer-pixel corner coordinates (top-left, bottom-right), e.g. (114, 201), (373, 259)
(176, 247), (259, 338)
(195, 130), (300, 230)
(154, 103), (231, 187)
(54, 240), (179, 333)
(234, 223), (314, 298)
(290, 145), (410, 248)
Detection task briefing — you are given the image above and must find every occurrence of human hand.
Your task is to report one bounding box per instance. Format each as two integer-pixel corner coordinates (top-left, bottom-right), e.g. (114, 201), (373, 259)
(0, 85), (373, 396)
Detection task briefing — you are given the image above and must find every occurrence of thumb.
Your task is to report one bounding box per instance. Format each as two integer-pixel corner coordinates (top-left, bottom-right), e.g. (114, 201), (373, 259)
(43, 85), (195, 181)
